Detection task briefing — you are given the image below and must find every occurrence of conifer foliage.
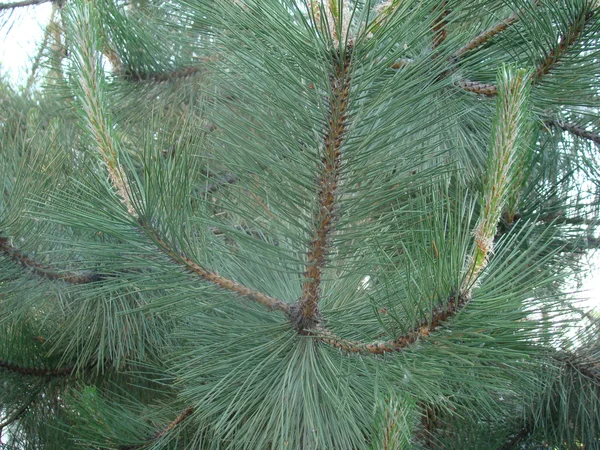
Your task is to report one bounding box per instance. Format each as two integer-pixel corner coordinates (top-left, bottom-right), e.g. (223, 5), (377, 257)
(1, 0), (599, 448)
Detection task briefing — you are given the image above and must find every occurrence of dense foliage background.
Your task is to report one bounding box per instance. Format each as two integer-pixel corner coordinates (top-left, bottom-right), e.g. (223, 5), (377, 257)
(0, 0), (599, 448)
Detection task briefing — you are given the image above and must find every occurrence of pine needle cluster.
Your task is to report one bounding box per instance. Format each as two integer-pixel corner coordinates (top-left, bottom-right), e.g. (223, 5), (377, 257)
(0, 0), (599, 448)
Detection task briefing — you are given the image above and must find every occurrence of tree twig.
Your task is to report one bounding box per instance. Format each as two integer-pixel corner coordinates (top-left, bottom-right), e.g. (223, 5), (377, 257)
(119, 406), (195, 450)
(317, 293), (468, 354)
(544, 119), (600, 146)
(291, 46), (353, 332)
(0, 386), (41, 429)
(0, 358), (73, 377)
(452, 2), (541, 59)
(25, 3), (57, 91)
(0, 236), (105, 284)
(432, 1), (450, 50)
(0, 0), (51, 10)
(456, 6), (594, 96)
(139, 219), (290, 314)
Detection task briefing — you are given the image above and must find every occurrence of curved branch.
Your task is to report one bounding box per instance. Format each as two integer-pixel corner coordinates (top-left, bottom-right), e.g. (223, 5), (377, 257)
(317, 293), (468, 354)
(456, 6), (594, 96)
(119, 406), (195, 450)
(0, 236), (104, 284)
(544, 119), (600, 146)
(0, 387), (41, 429)
(124, 66), (203, 84)
(455, 79), (497, 96)
(452, 1), (542, 60)
(0, 358), (73, 377)
(67, 2), (290, 316)
(532, 9), (591, 84)
(139, 220), (290, 314)
(0, 0), (50, 10)
(291, 46), (353, 331)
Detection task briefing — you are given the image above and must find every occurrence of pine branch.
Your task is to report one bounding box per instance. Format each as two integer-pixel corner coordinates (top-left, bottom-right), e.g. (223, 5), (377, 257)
(461, 67), (531, 292)
(0, 386), (41, 429)
(138, 219), (290, 314)
(198, 171), (238, 194)
(67, 2), (290, 316)
(432, 1), (450, 51)
(319, 66), (531, 355)
(532, 8), (591, 84)
(119, 406), (195, 450)
(497, 425), (530, 450)
(452, 2), (540, 59)
(0, 358), (73, 377)
(0, 236), (104, 284)
(124, 66), (203, 84)
(25, 4), (57, 91)
(555, 351), (600, 383)
(317, 293), (469, 354)
(544, 119), (600, 146)
(0, 0), (51, 10)
(455, 79), (498, 96)
(291, 47), (353, 332)
(456, 5), (594, 96)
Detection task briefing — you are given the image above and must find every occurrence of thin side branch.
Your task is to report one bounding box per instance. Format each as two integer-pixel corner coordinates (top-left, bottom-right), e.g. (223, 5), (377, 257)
(68, 2), (289, 316)
(452, 1), (542, 59)
(544, 119), (600, 146)
(120, 406), (195, 450)
(555, 352), (600, 383)
(318, 293), (468, 354)
(0, 0), (50, 10)
(0, 387), (40, 429)
(139, 220), (290, 314)
(455, 79), (498, 96)
(432, 1), (450, 50)
(498, 426), (530, 450)
(0, 236), (104, 284)
(292, 47), (353, 331)
(25, 3), (57, 91)
(457, 6), (593, 96)
(124, 66), (203, 84)
(0, 358), (73, 377)
(532, 8), (591, 84)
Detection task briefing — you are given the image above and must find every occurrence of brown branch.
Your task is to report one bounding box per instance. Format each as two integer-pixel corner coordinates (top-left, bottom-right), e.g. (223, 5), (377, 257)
(498, 426), (530, 450)
(0, 387), (41, 429)
(452, 1), (543, 60)
(138, 220), (290, 315)
(544, 119), (600, 146)
(455, 79), (498, 96)
(432, 1), (450, 50)
(0, 358), (73, 377)
(199, 171), (238, 194)
(456, 6), (593, 97)
(318, 293), (468, 354)
(555, 352), (600, 383)
(453, 15), (521, 59)
(532, 9), (591, 84)
(291, 47), (353, 332)
(0, 0), (50, 10)
(119, 406), (195, 450)
(124, 66), (203, 84)
(0, 236), (104, 284)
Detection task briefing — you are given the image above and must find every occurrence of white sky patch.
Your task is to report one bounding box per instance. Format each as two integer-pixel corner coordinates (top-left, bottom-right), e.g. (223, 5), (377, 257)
(0, 3), (53, 86)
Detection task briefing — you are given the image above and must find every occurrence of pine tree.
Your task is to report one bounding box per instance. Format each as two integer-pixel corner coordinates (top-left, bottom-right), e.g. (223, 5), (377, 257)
(1, 0), (599, 448)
